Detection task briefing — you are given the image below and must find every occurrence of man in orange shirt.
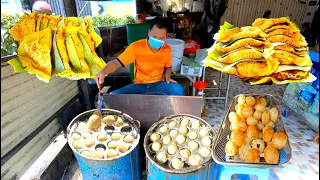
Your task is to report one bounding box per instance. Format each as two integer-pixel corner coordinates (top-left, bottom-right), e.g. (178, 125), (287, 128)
(95, 17), (184, 95)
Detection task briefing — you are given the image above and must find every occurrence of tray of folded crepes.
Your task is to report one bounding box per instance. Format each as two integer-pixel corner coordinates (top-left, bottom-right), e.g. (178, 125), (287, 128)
(202, 17), (317, 85)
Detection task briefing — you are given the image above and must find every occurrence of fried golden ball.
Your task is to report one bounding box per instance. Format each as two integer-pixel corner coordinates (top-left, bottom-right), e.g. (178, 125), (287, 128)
(171, 158), (183, 169)
(102, 115), (116, 126)
(263, 126), (274, 142)
(225, 140), (238, 156)
(239, 143), (251, 159)
(72, 132), (81, 140)
(246, 96), (256, 106)
(159, 125), (169, 133)
(124, 135), (135, 143)
(246, 116), (258, 126)
(245, 148), (260, 163)
(264, 146), (279, 164)
(256, 121), (264, 131)
(231, 130), (246, 146)
(229, 111), (241, 124)
(238, 94), (246, 105)
(269, 107), (279, 122)
(261, 110), (270, 125)
(271, 131), (288, 149)
(230, 120), (248, 132)
(246, 126), (259, 141)
(253, 111), (263, 120)
(242, 106), (254, 118)
(254, 103), (266, 112)
(187, 131), (198, 140)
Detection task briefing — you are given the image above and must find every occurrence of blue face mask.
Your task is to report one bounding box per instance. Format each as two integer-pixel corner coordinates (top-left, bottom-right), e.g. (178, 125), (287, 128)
(148, 36), (165, 49)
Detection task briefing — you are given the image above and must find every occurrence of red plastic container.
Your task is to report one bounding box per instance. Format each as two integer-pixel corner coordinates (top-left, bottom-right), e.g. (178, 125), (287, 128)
(184, 39), (201, 54)
(193, 81), (208, 92)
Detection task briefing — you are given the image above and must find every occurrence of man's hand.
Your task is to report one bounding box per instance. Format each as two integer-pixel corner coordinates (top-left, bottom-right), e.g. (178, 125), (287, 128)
(95, 60), (123, 88)
(95, 70), (105, 88)
(166, 78), (177, 83)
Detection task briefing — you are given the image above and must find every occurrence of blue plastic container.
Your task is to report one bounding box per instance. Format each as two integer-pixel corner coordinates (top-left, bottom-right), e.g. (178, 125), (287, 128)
(75, 145), (141, 180)
(310, 91), (319, 115)
(147, 160), (215, 180)
(309, 51), (319, 90)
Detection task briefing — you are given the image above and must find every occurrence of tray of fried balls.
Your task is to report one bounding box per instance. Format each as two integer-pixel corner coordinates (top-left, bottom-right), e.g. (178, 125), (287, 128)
(212, 94), (292, 167)
(144, 114), (216, 173)
(67, 109), (140, 160)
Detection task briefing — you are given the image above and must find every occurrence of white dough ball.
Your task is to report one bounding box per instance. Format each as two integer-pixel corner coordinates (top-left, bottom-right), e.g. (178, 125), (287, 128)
(180, 118), (190, 126)
(151, 142), (162, 152)
(150, 133), (161, 142)
(187, 131), (198, 140)
(169, 129), (179, 137)
(168, 121), (177, 128)
(171, 158), (183, 169)
(176, 134), (186, 144)
(167, 144), (178, 155)
(199, 128), (209, 137)
(202, 137), (212, 146)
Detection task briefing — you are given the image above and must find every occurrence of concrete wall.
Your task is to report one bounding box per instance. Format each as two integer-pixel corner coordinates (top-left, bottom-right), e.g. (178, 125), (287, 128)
(1, 62), (79, 179)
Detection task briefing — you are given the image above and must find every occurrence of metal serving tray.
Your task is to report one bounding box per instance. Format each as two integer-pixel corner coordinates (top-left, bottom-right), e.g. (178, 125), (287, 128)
(212, 94), (292, 168)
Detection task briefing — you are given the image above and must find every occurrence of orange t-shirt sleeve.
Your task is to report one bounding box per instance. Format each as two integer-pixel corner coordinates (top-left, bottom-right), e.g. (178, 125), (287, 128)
(117, 44), (135, 66)
(165, 47), (172, 68)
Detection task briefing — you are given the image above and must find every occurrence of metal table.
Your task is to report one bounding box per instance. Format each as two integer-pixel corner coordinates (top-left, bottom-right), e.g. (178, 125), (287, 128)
(102, 94), (203, 131)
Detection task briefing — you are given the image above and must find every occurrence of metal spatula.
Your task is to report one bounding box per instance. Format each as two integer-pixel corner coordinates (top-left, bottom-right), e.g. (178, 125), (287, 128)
(97, 84), (103, 116)
(97, 86), (110, 116)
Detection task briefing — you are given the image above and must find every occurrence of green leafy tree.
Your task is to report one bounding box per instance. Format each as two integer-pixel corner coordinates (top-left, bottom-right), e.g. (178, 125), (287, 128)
(1, 13), (22, 56)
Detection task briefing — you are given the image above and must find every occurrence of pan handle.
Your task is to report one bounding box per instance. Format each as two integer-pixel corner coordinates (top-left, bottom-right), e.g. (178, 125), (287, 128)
(134, 120), (141, 129)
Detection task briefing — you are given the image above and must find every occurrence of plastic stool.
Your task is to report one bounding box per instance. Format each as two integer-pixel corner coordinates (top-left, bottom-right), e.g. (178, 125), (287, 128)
(216, 165), (270, 180)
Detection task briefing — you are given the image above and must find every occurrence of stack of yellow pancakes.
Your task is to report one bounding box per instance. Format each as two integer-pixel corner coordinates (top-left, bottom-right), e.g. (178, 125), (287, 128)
(203, 17), (316, 85)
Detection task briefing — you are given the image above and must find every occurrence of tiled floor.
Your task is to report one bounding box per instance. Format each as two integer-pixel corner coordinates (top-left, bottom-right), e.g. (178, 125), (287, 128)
(63, 76), (319, 180)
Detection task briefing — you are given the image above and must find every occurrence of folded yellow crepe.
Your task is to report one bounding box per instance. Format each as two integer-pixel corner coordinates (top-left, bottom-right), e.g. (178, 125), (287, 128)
(264, 24), (293, 33)
(17, 27), (52, 82)
(10, 11), (36, 42)
(249, 72), (316, 85)
(267, 29), (295, 37)
(273, 44), (308, 56)
(203, 56), (279, 79)
(266, 34), (307, 48)
(252, 17), (300, 32)
(208, 48), (263, 63)
(214, 38), (266, 53)
(271, 50), (312, 66)
(215, 26), (269, 43)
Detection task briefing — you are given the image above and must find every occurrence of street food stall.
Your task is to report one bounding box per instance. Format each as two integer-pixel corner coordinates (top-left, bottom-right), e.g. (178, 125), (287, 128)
(1, 0), (319, 180)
